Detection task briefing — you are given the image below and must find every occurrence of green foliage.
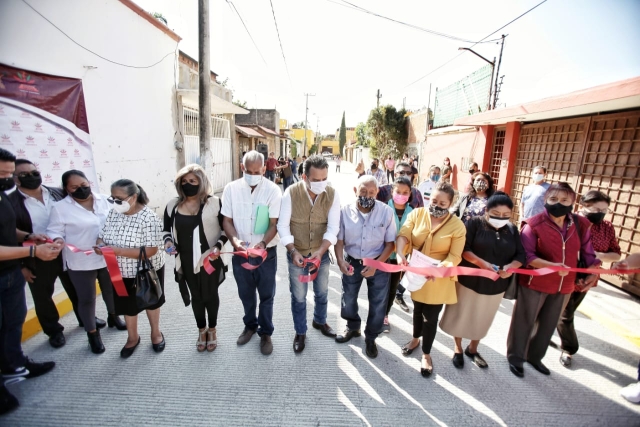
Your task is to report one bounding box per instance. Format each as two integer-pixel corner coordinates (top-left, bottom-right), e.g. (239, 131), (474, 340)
(339, 112), (347, 156)
(366, 105), (408, 159)
(309, 144), (318, 155)
(233, 100), (248, 108)
(291, 143), (297, 158)
(355, 122), (369, 147)
(152, 12), (167, 25)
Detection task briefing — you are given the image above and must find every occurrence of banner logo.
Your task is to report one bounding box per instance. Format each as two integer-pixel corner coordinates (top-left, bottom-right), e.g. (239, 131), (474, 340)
(16, 149), (27, 158)
(13, 72), (40, 95)
(0, 134), (11, 145)
(52, 161), (61, 170)
(60, 149), (68, 158)
(25, 135), (36, 145)
(44, 174), (53, 184)
(34, 122), (44, 133)
(67, 137), (73, 146)
(47, 136), (56, 146)
(39, 149), (49, 158)
(73, 149), (81, 157)
(69, 160), (75, 168)
(82, 159), (91, 168)
(10, 120), (21, 131)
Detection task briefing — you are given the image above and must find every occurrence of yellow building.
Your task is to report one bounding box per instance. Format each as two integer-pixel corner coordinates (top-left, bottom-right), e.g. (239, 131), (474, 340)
(290, 128), (315, 154)
(320, 138), (340, 155)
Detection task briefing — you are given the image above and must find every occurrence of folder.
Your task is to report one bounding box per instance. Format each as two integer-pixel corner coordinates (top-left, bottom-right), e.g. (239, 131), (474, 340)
(254, 205), (270, 235)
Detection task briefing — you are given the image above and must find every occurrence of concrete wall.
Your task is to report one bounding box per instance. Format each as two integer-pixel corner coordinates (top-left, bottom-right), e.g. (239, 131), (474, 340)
(0, 0), (179, 213)
(236, 109), (280, 132)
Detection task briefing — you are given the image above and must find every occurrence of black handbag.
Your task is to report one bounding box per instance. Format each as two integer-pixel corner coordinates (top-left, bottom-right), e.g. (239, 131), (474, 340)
(135, 247), (163, 309)
(503, 274), (518, 300)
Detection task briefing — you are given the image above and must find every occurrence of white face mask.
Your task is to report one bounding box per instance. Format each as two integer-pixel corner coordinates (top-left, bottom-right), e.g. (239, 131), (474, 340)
(488, 217), (510, 229)
(113, 199), (131, 214)
(532, 173), (544, 183)
(307, 179), (328, 194)
(244, 173), (262, 187)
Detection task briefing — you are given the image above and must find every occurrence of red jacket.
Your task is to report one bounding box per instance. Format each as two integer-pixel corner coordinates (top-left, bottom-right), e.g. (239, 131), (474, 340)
(519, 213), (593, 294)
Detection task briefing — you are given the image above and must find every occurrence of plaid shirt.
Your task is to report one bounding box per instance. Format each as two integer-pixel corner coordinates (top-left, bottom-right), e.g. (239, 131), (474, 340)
(590, 220), (621, 254)
(376, 185), (424, 209)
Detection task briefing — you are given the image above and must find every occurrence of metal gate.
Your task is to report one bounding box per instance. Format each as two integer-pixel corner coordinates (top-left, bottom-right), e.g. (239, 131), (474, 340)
(489, 128), (506, 183)
(182, 106), (200, 165)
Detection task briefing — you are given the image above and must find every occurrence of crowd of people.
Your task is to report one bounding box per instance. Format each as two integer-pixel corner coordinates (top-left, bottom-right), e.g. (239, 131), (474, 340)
(1, 146), (639, 415)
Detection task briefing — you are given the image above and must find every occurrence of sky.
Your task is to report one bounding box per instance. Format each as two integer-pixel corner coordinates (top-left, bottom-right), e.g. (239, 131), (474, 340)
(135, 0), (640, 134)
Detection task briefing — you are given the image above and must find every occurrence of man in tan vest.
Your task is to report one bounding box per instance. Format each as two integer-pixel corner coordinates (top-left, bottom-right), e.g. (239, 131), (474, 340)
(277, 155), (341, 353)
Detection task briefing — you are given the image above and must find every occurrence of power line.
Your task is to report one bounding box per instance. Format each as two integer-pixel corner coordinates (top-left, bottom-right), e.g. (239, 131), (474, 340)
(226, 0), (268, 66)
(269, 0), (292, 85)
(327, 0), (501, 44)
(403, 0), (548, 89)
(20, 0), (176, 69)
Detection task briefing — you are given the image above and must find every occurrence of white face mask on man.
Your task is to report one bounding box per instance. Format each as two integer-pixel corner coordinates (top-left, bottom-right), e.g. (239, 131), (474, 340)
(532, 173), (545, 183)
(244, 173), (262, 187)
(306, 179), (328, 194)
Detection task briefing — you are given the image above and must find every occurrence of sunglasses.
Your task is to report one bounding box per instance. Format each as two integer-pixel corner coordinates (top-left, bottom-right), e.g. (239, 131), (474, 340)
(396, 171), (412, 176)
(16, 171), (41, 178)
(107, 196), (130, 205)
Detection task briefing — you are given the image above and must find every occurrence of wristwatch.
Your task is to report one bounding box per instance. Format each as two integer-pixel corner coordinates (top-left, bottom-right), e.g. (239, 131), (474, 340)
(24, 233), (32, 242)
(259, 240), (267, 249)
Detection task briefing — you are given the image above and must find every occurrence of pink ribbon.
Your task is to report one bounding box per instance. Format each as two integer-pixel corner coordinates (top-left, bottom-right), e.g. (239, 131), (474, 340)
(299, 258), (321, 283)
(202, 248), (268, 275)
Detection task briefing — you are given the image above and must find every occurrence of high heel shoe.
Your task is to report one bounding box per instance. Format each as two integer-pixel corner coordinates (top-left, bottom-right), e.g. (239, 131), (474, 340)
(421, 355), (433, 377)
(87, 330), (105, 354)
(207, 328), (217, 352)
(107, 314), (127, 330)
(197, 328), (208, 352)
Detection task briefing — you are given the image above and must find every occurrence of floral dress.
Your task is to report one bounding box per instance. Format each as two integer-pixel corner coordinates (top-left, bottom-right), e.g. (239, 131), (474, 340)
(461, 196), (488, 224)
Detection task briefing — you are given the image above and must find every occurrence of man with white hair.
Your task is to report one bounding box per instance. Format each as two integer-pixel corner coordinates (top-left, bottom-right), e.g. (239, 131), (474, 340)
(222, 150), (282, 356)
(334, 175), (396, 358)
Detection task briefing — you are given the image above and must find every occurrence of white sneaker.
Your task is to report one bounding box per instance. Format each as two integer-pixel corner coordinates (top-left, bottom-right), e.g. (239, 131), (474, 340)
(620, 381), (640, 404)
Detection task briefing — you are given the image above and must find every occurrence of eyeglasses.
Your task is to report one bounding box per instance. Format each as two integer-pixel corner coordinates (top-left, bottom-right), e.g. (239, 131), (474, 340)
(582, 208), (611, 214)
(107, 196), (130, 205)
(16, 171), (41, 178)
(396, 171), (412, 176)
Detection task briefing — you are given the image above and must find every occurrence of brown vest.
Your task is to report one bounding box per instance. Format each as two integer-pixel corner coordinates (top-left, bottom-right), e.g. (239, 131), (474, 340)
(289, 181), (335, 255)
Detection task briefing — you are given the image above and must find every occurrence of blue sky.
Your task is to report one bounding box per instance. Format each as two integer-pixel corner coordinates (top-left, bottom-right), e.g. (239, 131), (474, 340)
(136, 0), (640, 133)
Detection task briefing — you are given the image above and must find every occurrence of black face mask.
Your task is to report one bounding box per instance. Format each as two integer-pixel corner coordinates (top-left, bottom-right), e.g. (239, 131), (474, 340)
(71, 186), (92, 200)
(18, 173), (42, 190)
(545, 202), (573, 218)
(181, 183), (199, 197)
(0, 177), (15, 192)
(585, 212), (606, 225)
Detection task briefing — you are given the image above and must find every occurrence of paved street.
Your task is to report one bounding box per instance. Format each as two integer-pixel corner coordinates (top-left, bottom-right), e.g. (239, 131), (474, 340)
(9, 160), (640, 426)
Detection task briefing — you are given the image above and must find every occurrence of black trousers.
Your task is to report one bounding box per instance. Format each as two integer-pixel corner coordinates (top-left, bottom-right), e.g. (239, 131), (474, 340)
(385, 259), (402, 315)
(412, 300), (443, 354)
(27, 256), (80, 336)
(557, 290), (588, 355)
(192, 294), (220, 329)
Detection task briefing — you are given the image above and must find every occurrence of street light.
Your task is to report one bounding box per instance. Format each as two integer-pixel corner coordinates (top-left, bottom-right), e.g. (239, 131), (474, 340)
(458, 47), (495, 110)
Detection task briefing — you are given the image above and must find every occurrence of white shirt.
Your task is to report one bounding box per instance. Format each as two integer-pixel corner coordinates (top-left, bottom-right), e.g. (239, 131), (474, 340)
(20, 187), (56, 235)
(418, 179), (437, 203)
(277, 184), (341, 247)
(47, 193), (111, 271)
(221, 177), (282, 248)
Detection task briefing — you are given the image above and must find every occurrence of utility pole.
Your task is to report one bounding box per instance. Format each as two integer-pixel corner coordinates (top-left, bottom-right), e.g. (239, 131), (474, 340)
(493, 35), (506, 109)
(303, 93), (315, 157)
(402, 97), (406, 110)
(376, 89), (382, 108)
(198, 0), (211, 167)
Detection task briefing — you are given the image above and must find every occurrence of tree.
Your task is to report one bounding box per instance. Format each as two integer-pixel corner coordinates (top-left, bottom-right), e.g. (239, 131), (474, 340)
(338, 112), (346, 156)
(309, 144), (318, 155)
(233, 100), (248, 108)
(355, 122), (369, 147)
(367, 104), (408, 159)
(152, 12), (167, 25)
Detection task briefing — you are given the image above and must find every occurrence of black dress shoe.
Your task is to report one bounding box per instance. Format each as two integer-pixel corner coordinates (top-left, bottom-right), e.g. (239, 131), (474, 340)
(528, 360), (550, 375)
(365, 339), (378, 358)
(293, 334), (306, 353)
(107, 314), (127, 330)
(87, 330), (105, 354)
(335, 328), (361, 343)
(95, 317), (107, 329)
(49, 331), (66, 349)
(452, 352), (464, 369)
(312, 321), (336, 337)
(421, 357), (433, 377)
(509, 363), (524, 378)
(464, 347), (488, 369)
(152, 333), (165, 353)
(401, 340), (420, 356)
(120, 337), (141, 358)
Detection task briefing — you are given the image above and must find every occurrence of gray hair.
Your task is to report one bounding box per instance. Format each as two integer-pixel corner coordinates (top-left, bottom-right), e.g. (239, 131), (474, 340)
(243, 150), (264, 167)
(357, 174), (378, 189)
(175, 163), (212, 203)
(533, 165), (547, 173)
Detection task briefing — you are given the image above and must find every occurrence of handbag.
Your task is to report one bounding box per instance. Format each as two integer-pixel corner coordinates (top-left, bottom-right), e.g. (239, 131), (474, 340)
(134, 247), (163, 309)
(572, 214), (589, 281)
(503, 274), (518, 300)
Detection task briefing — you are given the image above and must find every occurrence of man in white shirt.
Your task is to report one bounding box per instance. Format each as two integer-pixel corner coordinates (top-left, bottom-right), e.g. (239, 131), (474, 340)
(277, 155), (340, 353)
(521, 165), (551, 221)
(222, 151), (282, 356)
(418, 166), (441, 204)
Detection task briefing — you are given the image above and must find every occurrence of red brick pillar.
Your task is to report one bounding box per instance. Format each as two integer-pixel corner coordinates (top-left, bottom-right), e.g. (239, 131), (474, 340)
(497, 121), (520, 194)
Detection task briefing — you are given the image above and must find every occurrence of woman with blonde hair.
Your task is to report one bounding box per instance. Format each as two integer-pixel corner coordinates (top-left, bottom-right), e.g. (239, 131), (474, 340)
(163, 164), (228, 352)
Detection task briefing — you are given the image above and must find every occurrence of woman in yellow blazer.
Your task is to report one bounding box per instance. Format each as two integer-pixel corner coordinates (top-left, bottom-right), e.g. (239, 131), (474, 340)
(396, 182), (466, 377)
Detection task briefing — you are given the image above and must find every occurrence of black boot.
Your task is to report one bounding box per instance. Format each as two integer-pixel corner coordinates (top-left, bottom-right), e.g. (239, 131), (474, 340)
(107, 314), (127, 331)
(87, 330), (105, 354)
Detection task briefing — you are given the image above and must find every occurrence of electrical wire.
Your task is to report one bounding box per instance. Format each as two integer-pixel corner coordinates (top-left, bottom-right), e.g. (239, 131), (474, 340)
(403, 0), (548, 89)
(269, 0), (293, 86)
(226, 0), (268, 66)
(327, 0), (502, 44)
(20, 0), (177, 69)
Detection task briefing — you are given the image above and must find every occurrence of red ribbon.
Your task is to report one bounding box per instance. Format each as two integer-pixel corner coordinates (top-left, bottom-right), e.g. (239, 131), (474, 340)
(299, 258), (321, 283)
(202, 248), (268, 275)
(362, 258), (640, 281)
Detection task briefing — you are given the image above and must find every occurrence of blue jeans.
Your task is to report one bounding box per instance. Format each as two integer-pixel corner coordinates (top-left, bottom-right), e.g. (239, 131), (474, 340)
(0, 267), (27, 371)
(341, 258), (391, 341)
(232, 247), (277, 336)
(287, 251), (330, 335)
(282, 176), (294, 191)
(265, 170), (275, 182)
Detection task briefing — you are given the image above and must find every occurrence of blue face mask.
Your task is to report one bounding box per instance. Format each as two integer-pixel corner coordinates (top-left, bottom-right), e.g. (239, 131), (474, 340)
(431, 175), (440, 182)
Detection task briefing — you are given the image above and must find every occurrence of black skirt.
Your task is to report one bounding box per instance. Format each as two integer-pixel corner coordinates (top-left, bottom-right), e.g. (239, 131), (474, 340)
(114, 266), (166, 316)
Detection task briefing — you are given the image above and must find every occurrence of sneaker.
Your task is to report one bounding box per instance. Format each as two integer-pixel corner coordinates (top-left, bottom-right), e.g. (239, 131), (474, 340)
(382, 317), (390, 333)
(2, 358), (55, 380)
(620, 381), (640, 404)
(0, 386), (19, 415)
(394, 296), (410, 312)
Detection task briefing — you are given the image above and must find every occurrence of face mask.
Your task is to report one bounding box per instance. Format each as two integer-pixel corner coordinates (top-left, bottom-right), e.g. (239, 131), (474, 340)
(71, 186), (92, 200)
(585, 211), (606, 225)
(429, 204), (448, 218)
(307, 180), (327, 195)
(430, 175), (440, 182)
(0, 177), (15, 192)
(488, 216), (510, 229)
(112, 199), (131, 214)
(244, 173), (262, 187)
(357, 196), (375, 209)
(392, 194), (409, 205)
(18, 173), (42, 190)
(474, 181), (489, 192)
(181, 183), (199, 197)
(545, 202), (573, 218)
(533, 173), (544, 183)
